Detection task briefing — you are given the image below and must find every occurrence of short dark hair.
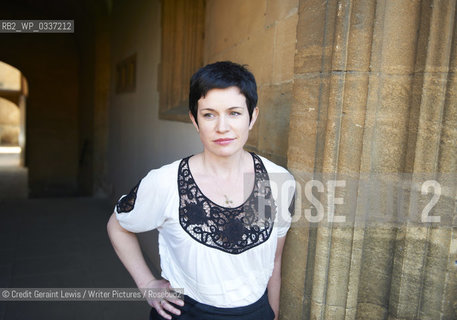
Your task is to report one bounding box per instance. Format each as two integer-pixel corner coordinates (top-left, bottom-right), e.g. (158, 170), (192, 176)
(189, 61), (258, 125)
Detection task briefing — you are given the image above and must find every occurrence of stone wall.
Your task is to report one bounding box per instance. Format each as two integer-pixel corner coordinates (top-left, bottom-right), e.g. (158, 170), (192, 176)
(0, 98), (20, 145)
(205, 0), (299, 167)
(75, 7), (112, 197)
(0, 61), (21, 91)
(282, 0), (457, 319)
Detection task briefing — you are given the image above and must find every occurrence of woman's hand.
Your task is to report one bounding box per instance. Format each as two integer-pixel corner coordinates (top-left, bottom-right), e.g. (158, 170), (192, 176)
(145, 279), (184, 320)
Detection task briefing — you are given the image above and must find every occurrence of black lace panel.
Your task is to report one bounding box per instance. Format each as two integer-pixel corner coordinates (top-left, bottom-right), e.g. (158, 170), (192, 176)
(178, 154), (276, 254)
(116, 181), (141, 213)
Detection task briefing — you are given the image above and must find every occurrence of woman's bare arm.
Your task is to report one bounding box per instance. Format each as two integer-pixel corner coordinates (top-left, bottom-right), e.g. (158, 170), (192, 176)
(106, 213), (183, 319)
(107, 212), (156, 288)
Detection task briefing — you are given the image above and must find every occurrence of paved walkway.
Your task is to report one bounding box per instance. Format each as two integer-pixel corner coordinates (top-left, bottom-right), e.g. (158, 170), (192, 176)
(0, 197), (151, 320)
(0, 166), (27, 200)
(0, 148), (20, 167)
(0, 149), (27, 200)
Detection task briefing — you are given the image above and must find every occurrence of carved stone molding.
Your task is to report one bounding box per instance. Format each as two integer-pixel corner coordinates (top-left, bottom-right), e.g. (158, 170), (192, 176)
(283, 1), (457, 319)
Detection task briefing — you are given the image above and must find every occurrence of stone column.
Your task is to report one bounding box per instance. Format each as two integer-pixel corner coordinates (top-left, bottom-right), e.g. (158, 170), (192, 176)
(282, 0), (457, 319)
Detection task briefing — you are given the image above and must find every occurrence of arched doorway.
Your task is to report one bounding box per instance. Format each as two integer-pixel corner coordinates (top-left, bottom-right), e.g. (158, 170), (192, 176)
(0, 61), (28, 198)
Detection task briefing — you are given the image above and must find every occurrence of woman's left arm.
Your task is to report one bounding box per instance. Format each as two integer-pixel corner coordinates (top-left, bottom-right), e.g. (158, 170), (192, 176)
(267, 235), (287, 320)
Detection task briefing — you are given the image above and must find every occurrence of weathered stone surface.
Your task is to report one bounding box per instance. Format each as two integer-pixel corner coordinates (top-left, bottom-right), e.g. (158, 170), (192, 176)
(0, 98), (20, 126)
(310, 299), (325, 319)
(280, 227), (308, 319)
(346, 0), (376, 72)
(257, 83), (293, 165)
(356, 302), (388, 319)
(439, 73), (457, 174)
(390, 227), (429, 318)
(273, 14), (298, 83)
(329, 1), (352, 72)
(208, 26), (275, 86)
(442, 228), (457, 319)
(205, 0), (267, 58)
(265, 0), (298, 27)
(344, 227), (365, 318)
(279, 286), (304, 320)
(325, 226), (354, 309)
(421, 0), (456, 74)
(377, 0), (421, 74)
(420, 228), (452, 318)
(294, 0), (335, 74)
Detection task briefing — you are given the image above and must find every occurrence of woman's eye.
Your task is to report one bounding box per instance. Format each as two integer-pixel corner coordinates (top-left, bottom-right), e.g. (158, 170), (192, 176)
(203, 113), (214, 118)
(230, 111), (241, 116)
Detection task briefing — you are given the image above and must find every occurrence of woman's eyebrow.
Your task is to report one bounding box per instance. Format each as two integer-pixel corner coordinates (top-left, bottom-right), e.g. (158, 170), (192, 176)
(199, 106), (243, 111)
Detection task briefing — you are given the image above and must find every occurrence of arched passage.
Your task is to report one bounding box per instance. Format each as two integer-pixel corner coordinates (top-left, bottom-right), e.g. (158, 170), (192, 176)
(0, 61), (28, 199)
(0, 30), (80, 197)
(0, 61), (28, 166)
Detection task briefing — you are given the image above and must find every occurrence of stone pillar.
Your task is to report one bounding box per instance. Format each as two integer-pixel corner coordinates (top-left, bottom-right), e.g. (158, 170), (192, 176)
(18, 94), (26, 167)
(282, 0), (457, 319)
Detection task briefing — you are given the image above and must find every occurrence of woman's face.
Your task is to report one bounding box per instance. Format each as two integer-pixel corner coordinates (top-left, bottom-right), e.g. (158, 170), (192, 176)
(190, 86), (258, 158)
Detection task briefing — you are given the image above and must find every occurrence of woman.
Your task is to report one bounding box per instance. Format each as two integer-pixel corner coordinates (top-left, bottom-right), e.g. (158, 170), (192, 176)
(107, 61), (295, 320)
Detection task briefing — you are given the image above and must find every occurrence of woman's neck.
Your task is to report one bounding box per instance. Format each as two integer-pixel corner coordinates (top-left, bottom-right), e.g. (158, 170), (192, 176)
(200, 149), (248, 179)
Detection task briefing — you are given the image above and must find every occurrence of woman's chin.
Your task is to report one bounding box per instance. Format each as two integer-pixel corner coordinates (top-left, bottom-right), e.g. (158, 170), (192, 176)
(206, 146), (244, 158)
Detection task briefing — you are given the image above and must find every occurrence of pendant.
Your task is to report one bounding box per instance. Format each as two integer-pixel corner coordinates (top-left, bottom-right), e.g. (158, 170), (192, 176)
(224, 195), (233, 207)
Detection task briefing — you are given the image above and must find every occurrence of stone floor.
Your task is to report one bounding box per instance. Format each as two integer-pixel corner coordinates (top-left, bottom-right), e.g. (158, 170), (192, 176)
(0, 150), (27, 201)
(0, 166), (28, 200)
(0, 148), (20, 167)
(0, 197), (152, 320)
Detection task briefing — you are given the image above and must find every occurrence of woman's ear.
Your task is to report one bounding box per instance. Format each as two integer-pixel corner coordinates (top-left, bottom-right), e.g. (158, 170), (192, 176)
(249, 107), (259, 130)
(189, 111), (199, 132)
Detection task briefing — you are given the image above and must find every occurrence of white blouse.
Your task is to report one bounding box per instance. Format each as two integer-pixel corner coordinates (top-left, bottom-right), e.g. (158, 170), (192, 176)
(115, 153), (295, 308)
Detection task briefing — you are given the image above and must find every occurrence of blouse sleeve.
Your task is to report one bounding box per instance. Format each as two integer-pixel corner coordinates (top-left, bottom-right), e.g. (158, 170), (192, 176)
(274, 171), (295, 238)
(114, 168), (170, 233)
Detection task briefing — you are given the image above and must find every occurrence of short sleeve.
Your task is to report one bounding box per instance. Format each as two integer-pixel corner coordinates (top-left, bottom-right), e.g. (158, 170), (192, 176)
(114, 167), (170, 233)
(274, 172), (295, 238)
(256, 155), (295, 238)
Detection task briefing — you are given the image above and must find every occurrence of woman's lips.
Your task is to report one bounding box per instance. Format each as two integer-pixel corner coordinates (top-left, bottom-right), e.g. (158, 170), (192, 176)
(213, 138), (235, 145)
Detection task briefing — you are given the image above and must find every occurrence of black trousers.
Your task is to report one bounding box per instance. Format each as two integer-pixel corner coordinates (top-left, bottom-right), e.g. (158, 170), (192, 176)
(149, 290), (275, 320)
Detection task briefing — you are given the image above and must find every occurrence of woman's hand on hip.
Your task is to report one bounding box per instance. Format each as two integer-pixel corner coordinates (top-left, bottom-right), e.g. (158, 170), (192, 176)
(145, 279), (184, 319)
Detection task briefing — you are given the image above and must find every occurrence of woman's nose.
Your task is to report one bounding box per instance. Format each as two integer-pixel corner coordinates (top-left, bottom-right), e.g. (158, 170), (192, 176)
(216, 116), (229, 132)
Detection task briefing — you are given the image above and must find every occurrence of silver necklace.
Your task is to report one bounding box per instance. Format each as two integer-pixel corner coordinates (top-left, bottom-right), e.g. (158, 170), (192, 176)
(215, 172), (242, 208)
(223, 195), (234, 207)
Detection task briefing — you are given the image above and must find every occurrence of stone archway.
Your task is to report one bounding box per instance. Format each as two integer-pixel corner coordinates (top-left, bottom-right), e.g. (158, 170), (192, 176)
(0, 61), (28, 199)
(0, 61), (28, 167)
